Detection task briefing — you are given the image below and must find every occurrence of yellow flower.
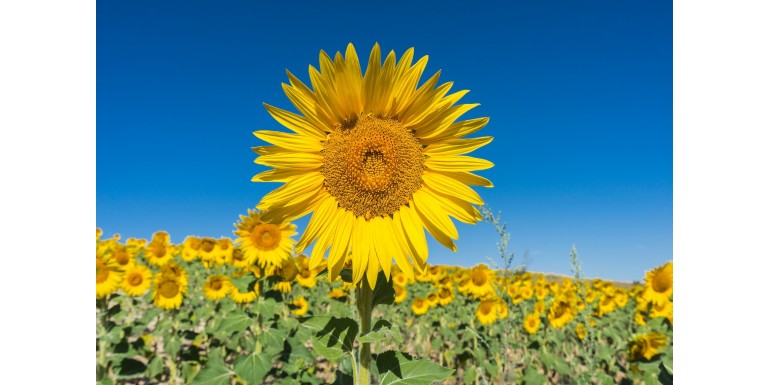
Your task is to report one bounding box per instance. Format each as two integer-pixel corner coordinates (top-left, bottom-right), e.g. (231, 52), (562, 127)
(394, 285), (408, 304)
(411, 298), (429, 316)
(180, 236), (201, 262)
(476, 300), (498, 325)
(548, 297), (575, 329)
(650, 299), (673, 325)
(523, 312), (540, 335)
(274, 281), (293, 293)
(598, 294), (617, 317)
(534, 285), (549, 301)
(534, 300), (546, 315)
(254, 43), (493, 288)
(328, 288), (347, 299)
(291, 297), (309, 316)
(202, 275), (233, 301)
(628, 331), (667, 361)
(159, 262), (188, 287)
(643, 261), (673, 305)
(495, 299), (508, 319)
(96, 256), (122, 299)
(231, 287), (258, 304)
(575, 323), (588, 340)
(426, 292), (439, 307)
(437, 286), (454, 306)
(463, 265), (496, 299)
(121, 264), (152, 296)
(635, 312), (647, 326)
(143, 241), (174, 267)
(153, 275), (186, 310)
(393, 272), (409, 287)
(295, 268), (318, 288)
(215, 238), (234, 265)
(198, 238), (219, 262)
(233, 208), (296, 268)
(151, 231), (171, 244)
(110, 243), (135, 271)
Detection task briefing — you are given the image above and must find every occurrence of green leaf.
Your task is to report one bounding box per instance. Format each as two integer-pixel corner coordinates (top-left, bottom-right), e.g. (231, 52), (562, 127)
(359, 320), (403, 344)
(165, 336), (181, 358)
(540, 351), (571, 376)
(372, 272), (395, 307)
(115, 358), (146, 379)
(97, 378), (114, 385)
(217, 310), (252, 335)
(255, 298), (281, 317)
(658, 362), (673, 385)
(189, 357), (233, 385)
(332, 370), (354, 385)
(522, 367), (546, 385)
(146, 355), (164, 379)
(300, 316), (358, 361)
(181, 361), (201, 383)
(233, 351), (274, 385)
(462, 366), (477, 385)
(259, 327), (287, 356)
(376, 351), (454, 385)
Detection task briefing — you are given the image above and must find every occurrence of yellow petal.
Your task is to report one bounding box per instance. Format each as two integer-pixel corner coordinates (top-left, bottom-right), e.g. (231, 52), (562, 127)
(425, 155), (494, 172)
(422, 171), (485, 205)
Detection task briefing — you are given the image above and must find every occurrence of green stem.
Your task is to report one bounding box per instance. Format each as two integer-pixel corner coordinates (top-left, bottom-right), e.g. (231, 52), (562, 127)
(356, 280), (374, 385)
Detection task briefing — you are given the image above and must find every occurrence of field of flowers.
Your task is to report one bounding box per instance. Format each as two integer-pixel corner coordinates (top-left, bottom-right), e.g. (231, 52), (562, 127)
(96, 228), (673, 385)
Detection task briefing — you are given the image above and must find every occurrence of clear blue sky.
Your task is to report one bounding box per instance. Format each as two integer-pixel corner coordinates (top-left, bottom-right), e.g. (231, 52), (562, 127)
(97, 0), (672, 282)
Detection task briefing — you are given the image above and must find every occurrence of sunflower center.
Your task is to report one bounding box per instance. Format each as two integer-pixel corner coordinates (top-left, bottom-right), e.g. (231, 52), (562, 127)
(159, 280), (180, 298)
(115, 249), (130, 265)
(211, 280), (223, 291)
(479, 302), (493, 315)
(200, 239), (216, 252)
(471, 271), (487, 286)
(251, 224), (281, 250)
(322, 115), (425, 218)
(652, 271), (672, 292)
(128, 273), (143, 286)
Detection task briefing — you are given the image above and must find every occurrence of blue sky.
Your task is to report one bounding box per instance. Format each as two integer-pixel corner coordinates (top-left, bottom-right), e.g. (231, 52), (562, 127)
(97, 0), (672, 282)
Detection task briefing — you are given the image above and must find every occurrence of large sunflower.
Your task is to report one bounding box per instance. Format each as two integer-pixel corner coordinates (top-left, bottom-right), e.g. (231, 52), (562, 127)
(642, 261), (673, 305)
(121, 264), (152, 296)
(254, 43), (493, 288)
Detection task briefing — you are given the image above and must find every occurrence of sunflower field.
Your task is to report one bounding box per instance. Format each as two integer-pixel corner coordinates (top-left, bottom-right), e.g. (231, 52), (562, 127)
(96, 228), (673, 385)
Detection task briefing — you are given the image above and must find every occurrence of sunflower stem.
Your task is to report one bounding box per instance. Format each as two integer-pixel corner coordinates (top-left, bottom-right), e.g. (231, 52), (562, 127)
(356, 280), (374, 385)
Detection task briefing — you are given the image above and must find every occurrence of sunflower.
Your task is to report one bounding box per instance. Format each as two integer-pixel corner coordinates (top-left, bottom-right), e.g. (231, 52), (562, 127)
(463, 264), (496, 299)
(180, 236), (201, 262)
(534, 300), (546, 315)
(411, 298), (429, 316)
(254, 43), (493, 289)
(393, 272), (409, 288)
(476, 300), (498, 325)
(575, 323), (588, 340)
(295, 268), (318, 288)
(291, 297), (310, 316)
(437, 286), (454, 306)
(151, 231), (171, 244)
(642, 261), (673, 305)
(203, 275), (233, 301)
(635, 312), (647, 326)
(523, 312), (540, 335)
(231, 288), (258, 304)
(495, 299), (508, 319)
(598, 294), (617, 317)
(143, 241), (174, 267)
(159, 262), (188, 287)
(274, 281), (293, 293)
(215, 238), (234, 265)
(153, 275), (186, 310)
(96, 256), (123, 299)
(548, 297), (575, 329)
(534, 285), (549, 301)
(111, 244), (135, 271)
(328, 288), (348, 299)
(628, 331), (667, 361)
(394, 285), (408, 304)
(234, 208), (296, 268)
(650, 299), (673, 325)
(198, 238), (219, 263)
(121, 264), (152, 296)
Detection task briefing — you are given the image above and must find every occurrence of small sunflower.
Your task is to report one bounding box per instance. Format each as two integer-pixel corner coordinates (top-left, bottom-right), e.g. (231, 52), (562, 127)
(426, 292), (439, 307)
(291, 297), (309, 316)
(96, 256), (123, 299)
(476, 300), (498, 325)
(575, 323), (588, 340)
(255, 43), (493, 288)
(598, 294), (617, 317)
(437, 286), (454, 306)
(159, 262), (188, 287)
(650, 299), (673, 325)
(153, 275), (186, 310)
(111, 244), (135, 271)
(534, 300), (546, 315)
(143, 241), (174, 267)
(197, 238), (219, 263)
(628, 331), (667, 361)
(393, 272), (409, 288)
(394, 285), (408, 304)
(464, 264), (495, 299)
(180, 236), (201, 262)
(234, 208), (296, 269)
(411, 298), (429, 316)
(495, 299), (508, 319)
(203, 275), (233, 301)
(328, 288), (347, 299)
(548, 297), (575, 329)
(523, 312), (540, 335)
(231, 288), (258, 304)
(643, 261), (673, 305)
(295, 268), (318, 288)
(121, 264), (152, 296)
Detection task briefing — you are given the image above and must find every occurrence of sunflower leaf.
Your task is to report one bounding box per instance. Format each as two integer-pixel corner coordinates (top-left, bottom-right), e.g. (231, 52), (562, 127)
(216, 310), (252, 335)
(300, 316), (358, 361)
(372, 271), (395, 308)
(189, 354), (233, 385)
(359, 320), (403, 344)
(233, 351), (275, 385)
(376, 350), (454, 385)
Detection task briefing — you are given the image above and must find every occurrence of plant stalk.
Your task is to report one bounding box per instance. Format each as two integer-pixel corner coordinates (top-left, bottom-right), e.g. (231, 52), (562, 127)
(356, 280), (374, 385)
